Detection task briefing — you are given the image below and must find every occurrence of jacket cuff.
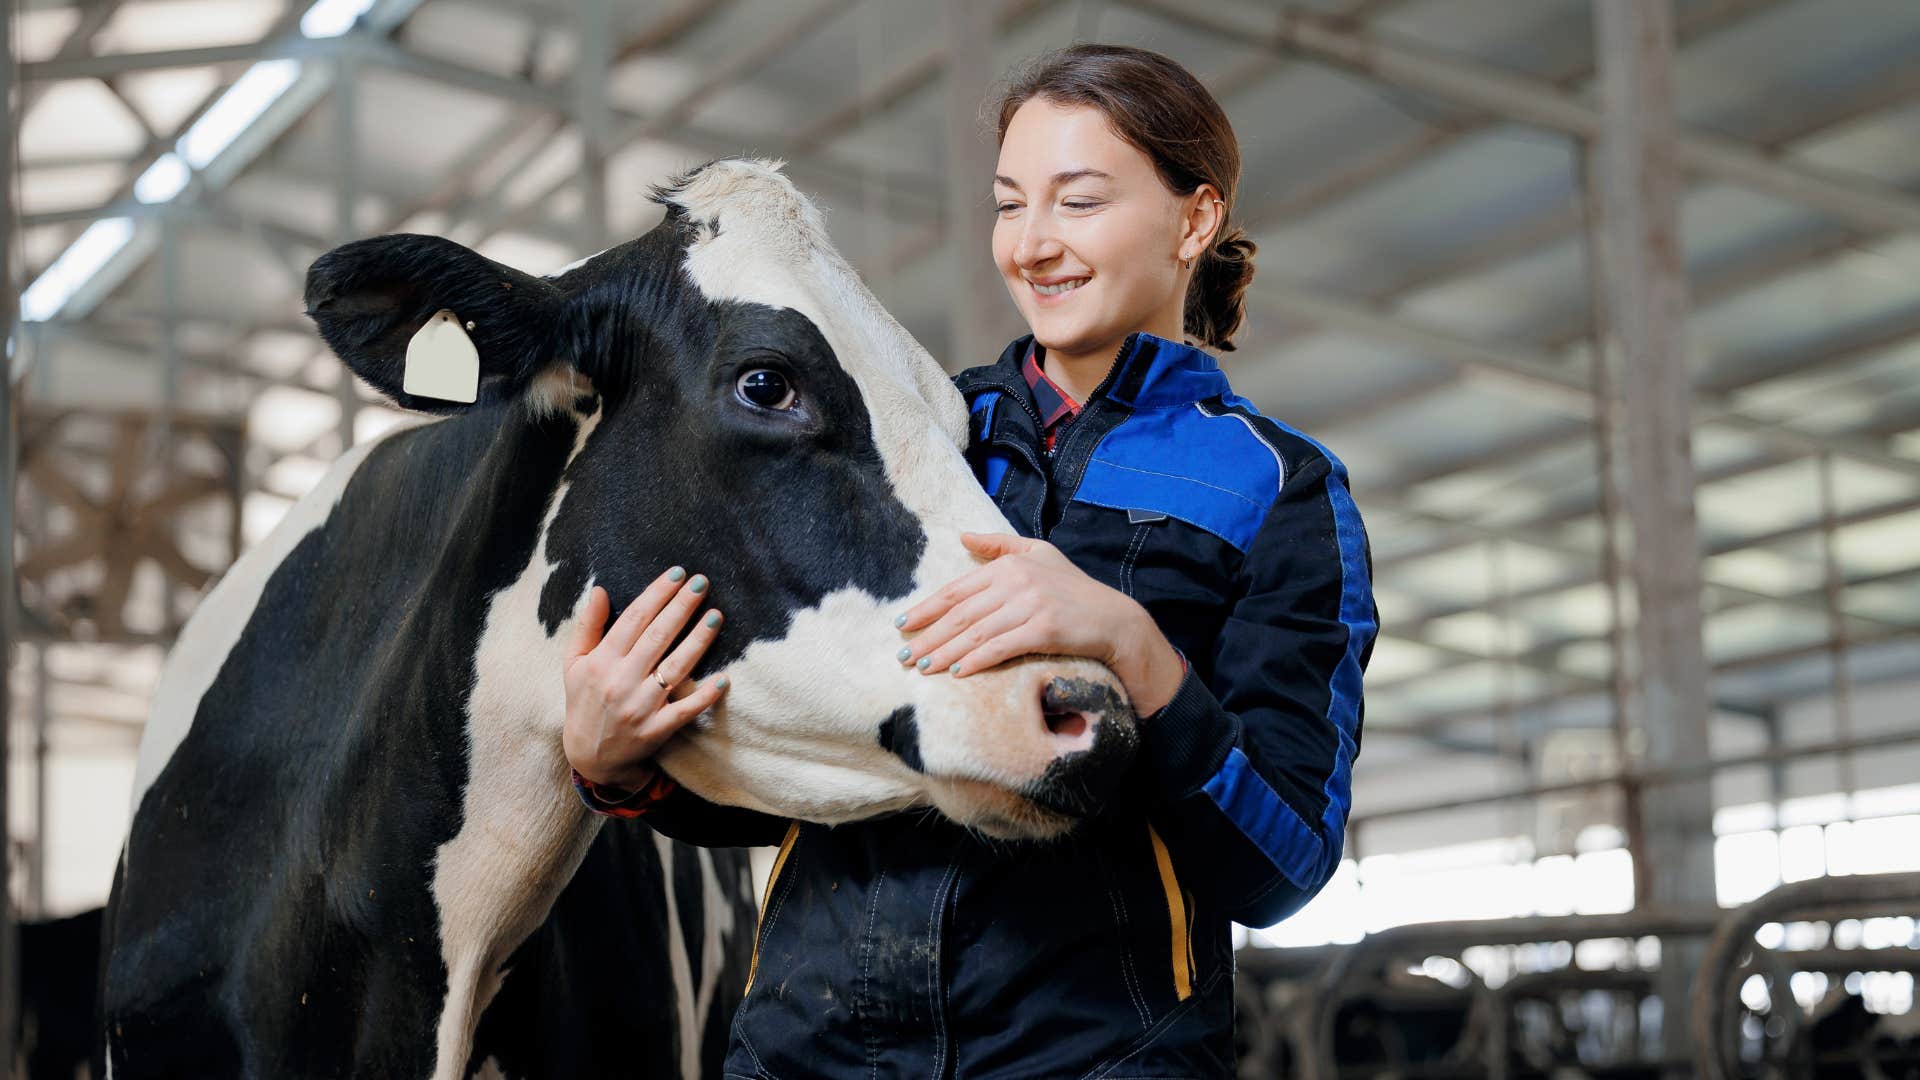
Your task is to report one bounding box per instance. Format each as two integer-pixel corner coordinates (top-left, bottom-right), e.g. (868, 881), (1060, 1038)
(571, 766), (677, 819)
(1139, 665), (1237, 802)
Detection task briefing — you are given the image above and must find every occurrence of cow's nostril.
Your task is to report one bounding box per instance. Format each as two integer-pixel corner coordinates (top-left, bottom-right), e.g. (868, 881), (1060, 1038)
(1044, 706), (1089, 740)
(1041, 676), (1124, 734)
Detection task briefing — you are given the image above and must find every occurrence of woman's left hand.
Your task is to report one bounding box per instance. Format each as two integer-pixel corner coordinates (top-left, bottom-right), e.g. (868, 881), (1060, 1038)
(895, 532), (1187, 716)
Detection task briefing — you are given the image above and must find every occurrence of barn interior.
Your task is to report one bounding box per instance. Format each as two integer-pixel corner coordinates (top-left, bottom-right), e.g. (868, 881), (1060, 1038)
(5, 0), (1920, 1075)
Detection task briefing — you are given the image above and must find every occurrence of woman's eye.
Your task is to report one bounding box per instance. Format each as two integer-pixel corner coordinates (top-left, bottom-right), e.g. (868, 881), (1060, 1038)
(736, 368), (797, 411)
(994, 202), (1021, 215)
(1063, 200), (1101, 211)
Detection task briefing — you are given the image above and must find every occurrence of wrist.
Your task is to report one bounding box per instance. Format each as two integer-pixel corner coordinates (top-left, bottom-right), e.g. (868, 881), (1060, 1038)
(1117, 602), (1184, 717)
(573, 758), (658, 796)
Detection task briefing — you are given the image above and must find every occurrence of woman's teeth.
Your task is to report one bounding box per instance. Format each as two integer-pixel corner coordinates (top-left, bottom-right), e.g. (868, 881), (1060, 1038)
(1033, 277), (1089, 296)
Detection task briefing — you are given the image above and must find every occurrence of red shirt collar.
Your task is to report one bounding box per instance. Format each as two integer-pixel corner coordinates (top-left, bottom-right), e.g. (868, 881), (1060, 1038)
(1020, 346), (1081, 450)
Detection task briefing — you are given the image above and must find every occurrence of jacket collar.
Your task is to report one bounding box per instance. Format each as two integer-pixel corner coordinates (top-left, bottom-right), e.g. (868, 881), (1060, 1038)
(959, 332), (1231, 411)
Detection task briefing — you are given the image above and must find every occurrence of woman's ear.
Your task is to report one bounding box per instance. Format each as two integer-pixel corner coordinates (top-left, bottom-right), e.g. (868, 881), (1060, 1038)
(304, 233), (567, 414)
(1180, 183), (1225, 259)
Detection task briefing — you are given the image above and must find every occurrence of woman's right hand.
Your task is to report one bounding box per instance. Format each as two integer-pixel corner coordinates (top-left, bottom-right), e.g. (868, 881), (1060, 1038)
(562, 567), (729, 792)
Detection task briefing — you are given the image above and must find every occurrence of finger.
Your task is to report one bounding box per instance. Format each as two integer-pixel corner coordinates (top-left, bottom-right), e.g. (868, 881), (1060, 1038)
(896, 565), (996, 632)
(918, 606), (1027, 676)
(655, 608), (723, 689)
(600, 566), (690, 658)
(642, 675), (730, 742)
(948, 624), (1052, 677)
(961, 531), (1034, 559)
(902, 588), (1008, 670)
(624, 572), (710, 672)
(568, 585), (610, 661)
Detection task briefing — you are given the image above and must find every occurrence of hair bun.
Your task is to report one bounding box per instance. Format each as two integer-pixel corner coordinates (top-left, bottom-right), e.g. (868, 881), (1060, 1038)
(1186, 226), (1256, 352)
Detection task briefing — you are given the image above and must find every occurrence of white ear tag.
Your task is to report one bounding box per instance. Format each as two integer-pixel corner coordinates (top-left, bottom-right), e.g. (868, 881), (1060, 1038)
(402, 309), (479, 403)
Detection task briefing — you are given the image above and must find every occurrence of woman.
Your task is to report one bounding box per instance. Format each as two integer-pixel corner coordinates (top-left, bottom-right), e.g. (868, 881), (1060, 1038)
(563, 43), (1377, 1078)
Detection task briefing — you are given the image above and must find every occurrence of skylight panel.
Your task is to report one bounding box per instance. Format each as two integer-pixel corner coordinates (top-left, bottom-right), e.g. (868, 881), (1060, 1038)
(20, 218), (137, 322)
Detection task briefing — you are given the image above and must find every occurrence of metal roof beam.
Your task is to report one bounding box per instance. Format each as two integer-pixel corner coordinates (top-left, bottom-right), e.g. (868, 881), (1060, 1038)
(1236, 0), (1792, 230)
(1377, 616), (1920, 738)
(1364, 489), (1910, 637)
(1124, 0), (1920, 234)
(1247, 282), (1920, 478)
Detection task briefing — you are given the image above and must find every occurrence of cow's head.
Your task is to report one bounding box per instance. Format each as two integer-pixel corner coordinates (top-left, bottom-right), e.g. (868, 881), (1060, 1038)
(304, 159), (1136, 839)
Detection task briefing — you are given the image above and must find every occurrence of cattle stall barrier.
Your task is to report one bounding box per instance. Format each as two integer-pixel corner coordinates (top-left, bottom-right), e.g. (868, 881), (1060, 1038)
(1288, 907), (1724, 1079)
(1691, 870), (1920, 1080)
(1231, 873), (1920, 1078)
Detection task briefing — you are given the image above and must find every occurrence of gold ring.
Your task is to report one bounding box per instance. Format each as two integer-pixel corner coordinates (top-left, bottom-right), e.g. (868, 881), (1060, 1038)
(651, 669), (670, 691)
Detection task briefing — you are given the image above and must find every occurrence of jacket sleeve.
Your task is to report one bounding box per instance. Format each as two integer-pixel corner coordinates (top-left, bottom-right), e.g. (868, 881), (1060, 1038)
(572, 767), (791, 848)
(1142, 449), (1378, 928)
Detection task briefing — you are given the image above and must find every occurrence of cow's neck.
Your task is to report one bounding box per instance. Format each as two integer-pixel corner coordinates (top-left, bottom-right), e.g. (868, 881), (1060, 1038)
(323, 385), (612, 1079)
(432, 388), (614, 1080)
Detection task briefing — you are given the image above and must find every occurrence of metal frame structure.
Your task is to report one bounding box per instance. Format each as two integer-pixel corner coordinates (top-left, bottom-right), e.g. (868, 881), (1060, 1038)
(6, 1), (1920, 1059)
(1228, 869), (1920, 1077)
(1693, 871), (1920, 1080)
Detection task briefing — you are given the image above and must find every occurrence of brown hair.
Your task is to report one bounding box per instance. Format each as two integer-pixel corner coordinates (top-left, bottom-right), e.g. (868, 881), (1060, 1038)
(995, 43), (1255, 352)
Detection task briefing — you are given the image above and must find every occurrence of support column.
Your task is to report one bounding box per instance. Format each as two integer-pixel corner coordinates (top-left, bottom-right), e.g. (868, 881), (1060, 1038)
(0, 0), (20, 1060)
(1578, 143), (1653, 921)
(1593, 1), (1716, 1070)
(941, 2), (1015, 371)
(574, 0), (611, 251)
(334, 56), (362, 453)
(29, 645), (48, 919)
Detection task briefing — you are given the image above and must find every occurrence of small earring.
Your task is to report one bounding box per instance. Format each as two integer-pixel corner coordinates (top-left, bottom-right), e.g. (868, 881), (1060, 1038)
(1182, 255), (1193, 270)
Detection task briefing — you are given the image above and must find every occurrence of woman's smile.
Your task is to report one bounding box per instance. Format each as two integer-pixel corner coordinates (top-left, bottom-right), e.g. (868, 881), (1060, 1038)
(1029, 274), (1091, 301)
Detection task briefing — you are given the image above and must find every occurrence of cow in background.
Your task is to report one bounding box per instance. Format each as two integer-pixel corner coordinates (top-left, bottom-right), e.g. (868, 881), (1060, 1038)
(20, 906), (103, 1079)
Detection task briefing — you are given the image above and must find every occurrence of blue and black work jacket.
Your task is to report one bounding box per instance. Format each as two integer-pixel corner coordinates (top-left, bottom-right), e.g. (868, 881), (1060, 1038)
(587, 331), (1379, 1079)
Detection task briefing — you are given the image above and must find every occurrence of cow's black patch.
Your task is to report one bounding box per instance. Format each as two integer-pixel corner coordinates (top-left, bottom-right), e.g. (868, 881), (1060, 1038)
(534, 244), (927, 664)
(877, 705), (924, 774)
(104, 176), (924, 1078)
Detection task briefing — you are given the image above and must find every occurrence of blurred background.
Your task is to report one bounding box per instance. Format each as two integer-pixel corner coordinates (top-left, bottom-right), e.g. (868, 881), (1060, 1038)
(4, 0), (1920, 1075)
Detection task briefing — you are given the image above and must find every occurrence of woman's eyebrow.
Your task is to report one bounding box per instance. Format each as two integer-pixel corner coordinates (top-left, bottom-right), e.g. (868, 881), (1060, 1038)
(1049, 168), (1114, 186)
(993, 168), (1115, 193)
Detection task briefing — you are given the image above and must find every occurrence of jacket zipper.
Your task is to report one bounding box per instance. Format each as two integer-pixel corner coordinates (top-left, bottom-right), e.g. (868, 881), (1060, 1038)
(976, 333), (1139, 452)
(1046, 333), (1139, 463)
(963, 334), (1142, 532)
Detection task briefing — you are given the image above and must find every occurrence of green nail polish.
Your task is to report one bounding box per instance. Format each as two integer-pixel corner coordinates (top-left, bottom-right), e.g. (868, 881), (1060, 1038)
(667, 566), (686, 582)
(897, 647), (912, 662)
(949, 663), (961, 675)
(716, 675), (729, 688)
(690, 575), (708, 594)
(916, 657), (931, 671)
(893, 614), (907, 628)
(704, 611), (721, 628)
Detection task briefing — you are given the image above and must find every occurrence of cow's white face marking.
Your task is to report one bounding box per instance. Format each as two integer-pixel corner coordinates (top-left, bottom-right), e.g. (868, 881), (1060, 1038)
(625, 160), (1131, 838)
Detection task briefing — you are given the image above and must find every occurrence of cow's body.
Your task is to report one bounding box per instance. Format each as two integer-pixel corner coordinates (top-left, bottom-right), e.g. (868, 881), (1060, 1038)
(103, 160), (1134, 1079)
(103, 387), (754, 1078)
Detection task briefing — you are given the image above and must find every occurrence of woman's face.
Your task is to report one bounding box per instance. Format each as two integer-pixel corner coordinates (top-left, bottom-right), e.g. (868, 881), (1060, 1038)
(992, 99), (1205, 363)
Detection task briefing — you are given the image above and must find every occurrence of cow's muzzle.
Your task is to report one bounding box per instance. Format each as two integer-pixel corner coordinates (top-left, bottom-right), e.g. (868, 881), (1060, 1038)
(1022, 676), (1138, 819)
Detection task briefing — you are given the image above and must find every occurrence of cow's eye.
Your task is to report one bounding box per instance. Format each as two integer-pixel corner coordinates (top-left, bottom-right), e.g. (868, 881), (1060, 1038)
(736, 368), (796, 411)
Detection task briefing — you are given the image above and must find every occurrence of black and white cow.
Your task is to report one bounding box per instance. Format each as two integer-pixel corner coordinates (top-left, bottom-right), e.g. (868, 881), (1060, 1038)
(101, 159), (1135, 1079)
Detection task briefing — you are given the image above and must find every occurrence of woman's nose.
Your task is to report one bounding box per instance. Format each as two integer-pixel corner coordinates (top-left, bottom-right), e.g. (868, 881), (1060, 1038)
(1013, 211), (1061, 268)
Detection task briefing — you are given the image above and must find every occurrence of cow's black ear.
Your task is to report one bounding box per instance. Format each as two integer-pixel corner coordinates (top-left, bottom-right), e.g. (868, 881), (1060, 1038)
(304, 234), (566, 414)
